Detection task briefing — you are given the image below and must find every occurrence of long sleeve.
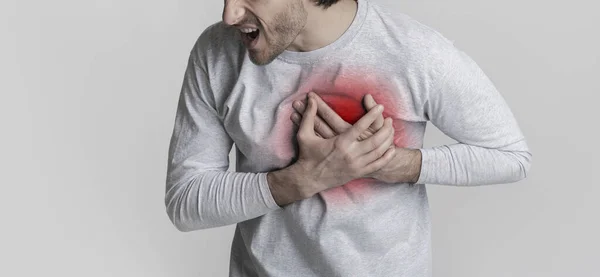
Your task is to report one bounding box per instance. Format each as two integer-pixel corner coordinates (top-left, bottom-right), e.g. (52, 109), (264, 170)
(165, 54), (280, 232)
(415, 46), (532, 186)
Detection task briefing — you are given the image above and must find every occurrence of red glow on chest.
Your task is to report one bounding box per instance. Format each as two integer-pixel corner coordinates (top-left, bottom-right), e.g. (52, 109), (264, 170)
(272, 70), (409, 206)
(318, 94), (366, 124)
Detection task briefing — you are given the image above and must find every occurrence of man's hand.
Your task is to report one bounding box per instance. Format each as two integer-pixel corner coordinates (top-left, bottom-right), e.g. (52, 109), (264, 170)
(290, 92), (422, 184)
(290, 92), (384, 141)
(289, 94), (396, 198)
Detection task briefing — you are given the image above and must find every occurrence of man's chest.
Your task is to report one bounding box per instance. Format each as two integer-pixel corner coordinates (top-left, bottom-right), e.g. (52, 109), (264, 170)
(216, 64), (426, 171)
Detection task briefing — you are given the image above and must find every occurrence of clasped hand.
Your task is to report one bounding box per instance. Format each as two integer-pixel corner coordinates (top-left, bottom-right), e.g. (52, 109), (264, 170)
(289, 92), (396, 197)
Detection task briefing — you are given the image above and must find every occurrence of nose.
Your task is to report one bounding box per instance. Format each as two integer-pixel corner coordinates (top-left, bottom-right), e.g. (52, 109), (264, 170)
(222, 0), (245, 26)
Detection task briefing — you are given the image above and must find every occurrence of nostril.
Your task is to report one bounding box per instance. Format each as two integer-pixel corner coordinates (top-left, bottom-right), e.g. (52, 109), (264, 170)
(222, 4), (245, 26)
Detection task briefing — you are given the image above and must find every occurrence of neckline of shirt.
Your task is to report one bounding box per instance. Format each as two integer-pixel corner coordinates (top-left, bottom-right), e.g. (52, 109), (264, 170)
(275, 0), (369, 65)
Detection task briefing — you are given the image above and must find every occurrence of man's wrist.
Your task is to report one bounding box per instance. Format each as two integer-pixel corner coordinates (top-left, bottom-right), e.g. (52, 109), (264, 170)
(372, 147), (422, 184)
(407, 149), (422, 183)
(267, 163), (314, 207)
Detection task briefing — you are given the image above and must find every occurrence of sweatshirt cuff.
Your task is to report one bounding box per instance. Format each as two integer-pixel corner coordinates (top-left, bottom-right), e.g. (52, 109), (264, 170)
(258, 173), (283, 210)
(415, 148), (431, 184)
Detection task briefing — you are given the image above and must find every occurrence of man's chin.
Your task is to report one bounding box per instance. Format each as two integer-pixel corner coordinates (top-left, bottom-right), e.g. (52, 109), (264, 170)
(249, 53), (275, 66)
(248, 48), (282, 66)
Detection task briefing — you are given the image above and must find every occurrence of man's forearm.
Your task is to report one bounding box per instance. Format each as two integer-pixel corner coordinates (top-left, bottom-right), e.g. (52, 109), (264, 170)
(403, 148), (423, 183)
(166, 171), (282, 232)
(416, 141), (531, 186)
(267, 164), (314, 207)
(371, 147), (422, 184)
(267, 148), (422, 207)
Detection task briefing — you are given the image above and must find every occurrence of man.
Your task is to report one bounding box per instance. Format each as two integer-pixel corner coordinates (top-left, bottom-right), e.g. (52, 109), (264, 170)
(165, 0), (532, 276)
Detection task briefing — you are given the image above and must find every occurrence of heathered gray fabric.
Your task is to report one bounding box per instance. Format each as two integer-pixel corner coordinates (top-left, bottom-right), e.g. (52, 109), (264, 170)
(165, 0), (532, 276)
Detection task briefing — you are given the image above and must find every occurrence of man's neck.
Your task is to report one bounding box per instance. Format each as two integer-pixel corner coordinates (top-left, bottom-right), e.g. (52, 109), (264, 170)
(287, 0), (358, 52)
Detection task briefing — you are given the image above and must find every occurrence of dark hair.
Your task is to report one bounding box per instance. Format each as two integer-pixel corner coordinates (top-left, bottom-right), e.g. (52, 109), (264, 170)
(315, 0), (342, 8)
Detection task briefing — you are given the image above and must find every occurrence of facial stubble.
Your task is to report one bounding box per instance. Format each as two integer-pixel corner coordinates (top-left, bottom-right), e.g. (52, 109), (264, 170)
(249, 1), (308, 65)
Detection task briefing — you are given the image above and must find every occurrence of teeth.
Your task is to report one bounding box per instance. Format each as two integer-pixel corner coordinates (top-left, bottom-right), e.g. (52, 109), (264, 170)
(240, 28), (257, 33)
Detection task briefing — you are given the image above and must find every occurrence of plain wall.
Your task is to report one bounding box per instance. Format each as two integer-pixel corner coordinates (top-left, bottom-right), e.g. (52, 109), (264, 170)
(1, 0), (597, 276)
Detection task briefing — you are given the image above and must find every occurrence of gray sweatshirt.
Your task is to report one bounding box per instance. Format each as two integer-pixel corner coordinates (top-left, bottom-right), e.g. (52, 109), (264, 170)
(165, 0), (532, 276)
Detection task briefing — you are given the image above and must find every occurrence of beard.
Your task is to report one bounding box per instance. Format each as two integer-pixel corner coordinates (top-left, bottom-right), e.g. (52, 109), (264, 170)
(247, 1), (307, 65)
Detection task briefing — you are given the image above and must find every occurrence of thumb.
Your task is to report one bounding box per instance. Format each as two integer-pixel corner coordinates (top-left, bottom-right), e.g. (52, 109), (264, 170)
(298, 96), (318, 138)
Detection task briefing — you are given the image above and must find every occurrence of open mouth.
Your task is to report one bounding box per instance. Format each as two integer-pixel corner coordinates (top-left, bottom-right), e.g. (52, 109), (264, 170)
(240, 28), (260, 47)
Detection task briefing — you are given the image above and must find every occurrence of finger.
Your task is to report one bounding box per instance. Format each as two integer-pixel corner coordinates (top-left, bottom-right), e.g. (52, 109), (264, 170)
(298, 96), (318, 140)
(292, 101), (337, 138)
(293, 100), (306, 113)
(290, 112), (301, 126)
(291, 113), (302, 138)
(345, 104), (384, 140)
(309, 92), (351, 134)
(360, 146), (396, 177)
(360, 142), (395, 168)
(314, 117), (336, 138)
(363, 94), (384, 131)
(355, 117), (394, 156)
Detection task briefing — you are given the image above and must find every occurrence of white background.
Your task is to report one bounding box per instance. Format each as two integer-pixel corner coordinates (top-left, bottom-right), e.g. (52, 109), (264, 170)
(1, 0), (598, 276)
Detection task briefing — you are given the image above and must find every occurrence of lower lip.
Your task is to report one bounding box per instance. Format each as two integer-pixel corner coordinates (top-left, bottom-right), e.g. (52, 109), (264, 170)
(241, 32), (259, 49)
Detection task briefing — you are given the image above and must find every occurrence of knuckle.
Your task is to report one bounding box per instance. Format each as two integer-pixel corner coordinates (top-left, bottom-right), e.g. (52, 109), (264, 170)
(334, 137), (349, 149)
(342, 152), (353, 163)
(347, 161), (355, 171)
(373, 150), (384, 161)
(370, 138), (380, 150)
(296, 132), (307, 142)
(381, 135), (390, 146)
(314, 121), (322, 132)
(314, 120), (322, 130)
(372, 133), (384, 146)
(387, 122), (394, 132)
(349, 163), (361, 176)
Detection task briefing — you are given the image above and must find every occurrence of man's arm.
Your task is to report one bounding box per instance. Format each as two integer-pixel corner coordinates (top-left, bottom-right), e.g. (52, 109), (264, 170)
(290, 93), (423, 184)
(267, 96), (396, 206)
(290, 47), (532, 186)
(413, 45), (532, 186)
(165, 55), (282, 232)
(166, 55), (395, 231)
